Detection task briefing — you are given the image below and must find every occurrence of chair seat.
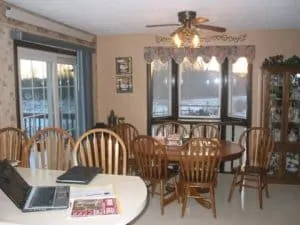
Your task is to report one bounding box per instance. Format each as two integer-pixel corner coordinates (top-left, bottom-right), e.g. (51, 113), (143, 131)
(143, 168), (178, 182)
(127, 157), (136, 165)
(181, 181), (211, 188)
(234, 165), (267, 175)
(166, 168), (179, 179)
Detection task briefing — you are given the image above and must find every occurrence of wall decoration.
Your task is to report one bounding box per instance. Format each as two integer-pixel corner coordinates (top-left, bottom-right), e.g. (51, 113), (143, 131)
(116, 76), (133, 93)
(262, 55), (300, 66)
(115, 57), (132, 74)
(155, 34), (247, 45)
(144, 45), (255, 64)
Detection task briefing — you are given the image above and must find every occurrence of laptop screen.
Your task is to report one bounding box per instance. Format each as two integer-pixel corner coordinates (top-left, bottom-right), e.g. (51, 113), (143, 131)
(0, 159), (31, 209)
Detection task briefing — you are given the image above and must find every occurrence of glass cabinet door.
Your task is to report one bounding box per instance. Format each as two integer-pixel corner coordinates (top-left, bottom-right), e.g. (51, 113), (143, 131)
(268, 73), (284, 176)
(287, 73), (300, 141)
(269, 73), (284, 141)
(285, 73), (300, 176)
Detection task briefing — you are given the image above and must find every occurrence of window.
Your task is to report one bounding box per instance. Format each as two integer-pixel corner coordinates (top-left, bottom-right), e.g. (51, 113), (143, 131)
(151, 60), (172, 117)
(148, 56), (251, 133)
(179, 57), (221, 118)
(228, 57), (248, 118)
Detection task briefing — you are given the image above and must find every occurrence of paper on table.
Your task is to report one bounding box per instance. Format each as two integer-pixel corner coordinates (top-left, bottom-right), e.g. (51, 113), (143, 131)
(70, 184), (115, 199)
(68, 184), (120, 217)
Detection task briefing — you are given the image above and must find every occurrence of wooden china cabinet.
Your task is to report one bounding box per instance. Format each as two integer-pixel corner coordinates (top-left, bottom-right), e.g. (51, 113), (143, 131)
(261, 56), (300, 184)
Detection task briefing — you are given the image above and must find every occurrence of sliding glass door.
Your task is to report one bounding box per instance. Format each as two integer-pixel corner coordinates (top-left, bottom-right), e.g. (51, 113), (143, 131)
(17, 47), (78, 137)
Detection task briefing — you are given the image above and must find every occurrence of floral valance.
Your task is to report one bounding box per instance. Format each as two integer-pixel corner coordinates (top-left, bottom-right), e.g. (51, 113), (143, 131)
(144, 45), (255, 64)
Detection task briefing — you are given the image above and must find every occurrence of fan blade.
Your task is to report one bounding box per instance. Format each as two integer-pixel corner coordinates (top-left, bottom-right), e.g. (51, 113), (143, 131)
(146, 24), (180, 28)
(194, 24), (226, 32)
(192, 16), (209, 25)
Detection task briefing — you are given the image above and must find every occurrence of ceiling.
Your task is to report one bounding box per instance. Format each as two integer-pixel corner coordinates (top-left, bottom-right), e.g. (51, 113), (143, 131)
(4, 0), (300, 35)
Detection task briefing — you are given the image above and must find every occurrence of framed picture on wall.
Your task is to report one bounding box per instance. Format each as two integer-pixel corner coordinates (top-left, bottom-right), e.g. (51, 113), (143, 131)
(115, 57), (132, 75)
(116, 76), (133, 93)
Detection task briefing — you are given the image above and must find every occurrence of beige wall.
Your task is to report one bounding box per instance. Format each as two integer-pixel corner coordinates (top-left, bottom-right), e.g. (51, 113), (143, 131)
(0, 24), (17, 127)
(96, 30), (300, 134)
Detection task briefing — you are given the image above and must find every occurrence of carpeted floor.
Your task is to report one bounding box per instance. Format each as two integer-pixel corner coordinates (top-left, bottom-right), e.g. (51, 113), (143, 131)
(133, 174), (300, 225)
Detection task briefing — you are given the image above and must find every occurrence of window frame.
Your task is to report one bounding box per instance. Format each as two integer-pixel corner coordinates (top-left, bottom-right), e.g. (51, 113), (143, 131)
(147, 57), (252, 135)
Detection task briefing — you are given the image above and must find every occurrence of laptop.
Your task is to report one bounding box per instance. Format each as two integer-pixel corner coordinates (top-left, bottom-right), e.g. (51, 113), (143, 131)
(0, 159), (70, 212)
(56, 166), (102, 184)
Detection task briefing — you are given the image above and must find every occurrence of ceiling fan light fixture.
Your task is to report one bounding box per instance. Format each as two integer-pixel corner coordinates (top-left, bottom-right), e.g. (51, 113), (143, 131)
(192, 34), (200, 48)
(172, 33), (182, 48)
(171, 27), (201, 48)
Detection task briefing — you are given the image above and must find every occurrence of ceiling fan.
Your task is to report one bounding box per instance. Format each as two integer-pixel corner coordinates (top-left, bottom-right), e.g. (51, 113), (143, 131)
(146, 11), (226, 32)
(146, 11), (226, 47)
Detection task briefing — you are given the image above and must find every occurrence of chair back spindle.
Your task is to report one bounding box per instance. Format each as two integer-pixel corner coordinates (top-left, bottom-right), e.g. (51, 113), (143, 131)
(114, 123), (139, 159)
(239, 127), (274, 169)
(0, 127), (28, 162)
(74, 128), (127, 175)
(23, 128), (75, 170)
(132, 135), (167, 180)
(191, 123), (220, 139)
(156, 121), (188, 137)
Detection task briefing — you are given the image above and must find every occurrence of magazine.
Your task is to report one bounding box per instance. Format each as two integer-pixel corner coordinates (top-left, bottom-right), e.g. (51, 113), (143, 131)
(68, 185), (120, 217)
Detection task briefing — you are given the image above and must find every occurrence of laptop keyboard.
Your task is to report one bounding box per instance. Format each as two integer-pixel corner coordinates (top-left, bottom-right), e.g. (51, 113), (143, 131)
(29, 186), (69, 208)
(30, 187), (56, 207)
(53, 186), (70, 207)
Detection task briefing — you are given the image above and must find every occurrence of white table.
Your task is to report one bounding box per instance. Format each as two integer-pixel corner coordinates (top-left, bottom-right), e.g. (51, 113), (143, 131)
(0, 168), (148, 225)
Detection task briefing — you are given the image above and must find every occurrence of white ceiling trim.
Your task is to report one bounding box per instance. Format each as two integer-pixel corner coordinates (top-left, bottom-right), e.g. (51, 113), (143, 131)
(4, 3), (95, 42)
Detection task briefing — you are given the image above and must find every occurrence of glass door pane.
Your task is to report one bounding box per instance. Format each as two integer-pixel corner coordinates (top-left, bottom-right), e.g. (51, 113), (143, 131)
(285, 73), (300, 176)
(268, 73), (284, 176)
(287, 73), (300, 142)
(19, 59), (53, 137)
(269, 73), (284, 141)
(57, 63), (77, 137)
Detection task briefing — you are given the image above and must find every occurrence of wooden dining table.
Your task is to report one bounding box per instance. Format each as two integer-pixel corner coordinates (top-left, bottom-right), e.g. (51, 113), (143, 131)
(165, 139), (244, 162)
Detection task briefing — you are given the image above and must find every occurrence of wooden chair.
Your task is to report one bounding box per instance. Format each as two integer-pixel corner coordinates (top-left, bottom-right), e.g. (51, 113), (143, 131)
(156, 121), (189, 173)
(156, 121), (188, 137)
(132, 135), (179, 215)
(23, 127), (75, 170)
(179, 138), (221, 218)
(73, 128), (127, 175)
(114, 123), (139, 175)
(191, 123), (220, 139)
(227, 127), (275, 209)
(0, 127), (28, 163)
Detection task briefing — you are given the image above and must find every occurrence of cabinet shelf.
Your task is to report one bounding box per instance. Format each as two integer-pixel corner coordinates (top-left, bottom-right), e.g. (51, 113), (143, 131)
(270, 122), (282, 128)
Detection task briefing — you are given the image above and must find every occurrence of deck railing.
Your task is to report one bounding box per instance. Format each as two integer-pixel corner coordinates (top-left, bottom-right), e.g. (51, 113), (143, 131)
(23, 112), (76, 137)
(153, 103), (221, 117)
